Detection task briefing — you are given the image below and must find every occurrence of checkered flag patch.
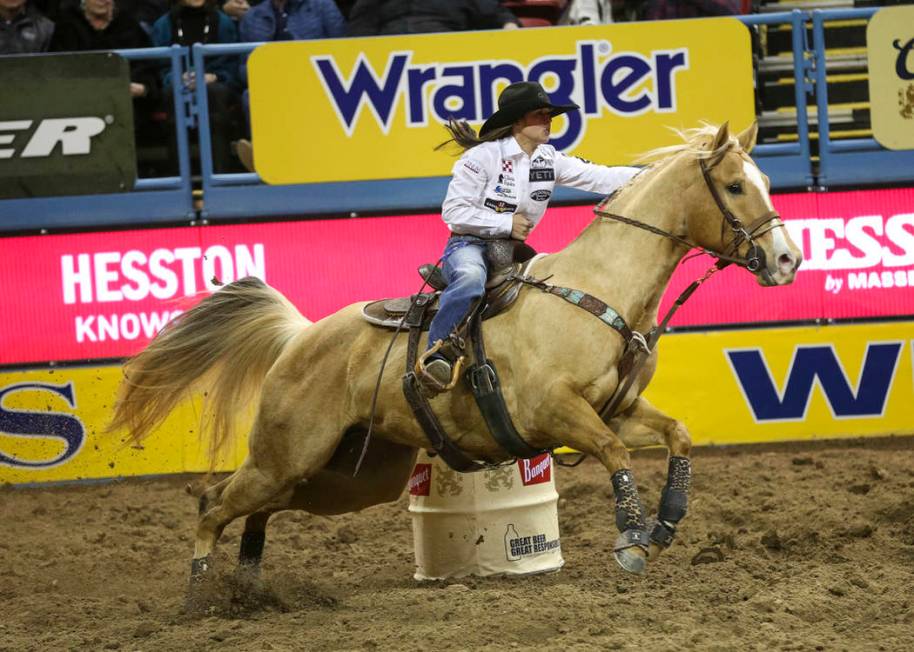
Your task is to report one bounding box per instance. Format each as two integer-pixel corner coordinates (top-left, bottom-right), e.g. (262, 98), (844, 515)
(502, 160), (513, 173)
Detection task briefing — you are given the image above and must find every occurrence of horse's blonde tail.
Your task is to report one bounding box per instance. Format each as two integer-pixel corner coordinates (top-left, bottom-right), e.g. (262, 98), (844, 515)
(108, 276), (310, 462)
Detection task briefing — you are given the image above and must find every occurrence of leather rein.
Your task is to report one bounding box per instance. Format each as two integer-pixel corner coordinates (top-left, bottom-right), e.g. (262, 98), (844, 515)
(594, 158), (784, 273)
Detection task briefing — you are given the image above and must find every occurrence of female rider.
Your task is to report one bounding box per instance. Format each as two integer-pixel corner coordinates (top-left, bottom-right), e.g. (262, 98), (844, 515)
(421, 81), (642, 392)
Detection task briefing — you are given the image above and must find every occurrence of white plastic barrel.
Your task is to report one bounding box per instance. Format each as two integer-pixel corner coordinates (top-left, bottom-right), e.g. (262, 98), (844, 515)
(407, 450), (564, 580)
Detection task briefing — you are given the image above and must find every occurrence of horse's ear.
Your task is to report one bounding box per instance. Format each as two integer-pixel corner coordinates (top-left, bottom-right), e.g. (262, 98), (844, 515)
(736, 121), (758, 154)
(706, 122), (731, 168)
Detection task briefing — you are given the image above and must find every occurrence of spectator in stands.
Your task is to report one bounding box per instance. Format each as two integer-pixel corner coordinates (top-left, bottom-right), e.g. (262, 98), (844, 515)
(560, 0), (613, 25)
(50, 0), (156, 99)
(232, 0), (344, 172)
(641, 0), (742, 20)
(239, 0), (343, 42)
(0, 0), (54, 53)
(220, 0), (249, 21)
(151, 0), (241, 172)
(346, 0), (518, 36)
(118, 0), (168, 34)
(50, 0), (162, 174)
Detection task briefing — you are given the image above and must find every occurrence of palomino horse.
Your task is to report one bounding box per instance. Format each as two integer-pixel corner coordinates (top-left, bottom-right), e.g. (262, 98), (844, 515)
(109, 122), (802, 593)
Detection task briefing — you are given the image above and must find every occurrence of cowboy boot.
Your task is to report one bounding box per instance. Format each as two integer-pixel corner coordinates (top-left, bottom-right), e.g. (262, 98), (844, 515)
(416, 341), (464, 396)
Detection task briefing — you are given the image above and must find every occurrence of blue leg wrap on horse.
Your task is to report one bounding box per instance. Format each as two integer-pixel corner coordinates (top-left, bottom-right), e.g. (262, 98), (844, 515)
(611, 469), (647, 533)
(651, 456), (691, 548)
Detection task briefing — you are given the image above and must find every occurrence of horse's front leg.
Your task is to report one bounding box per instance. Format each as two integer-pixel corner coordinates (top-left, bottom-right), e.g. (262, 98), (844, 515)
(542, 393), (651, 574)
(609, 396), (692, 562)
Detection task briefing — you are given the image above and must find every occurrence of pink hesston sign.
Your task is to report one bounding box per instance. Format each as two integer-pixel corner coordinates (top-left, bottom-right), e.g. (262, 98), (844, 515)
(1, 187), (912, 366)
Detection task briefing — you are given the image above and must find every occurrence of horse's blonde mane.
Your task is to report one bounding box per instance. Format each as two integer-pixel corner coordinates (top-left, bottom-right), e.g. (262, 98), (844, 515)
(634, 123), (738, 165)
(586, 123), (739, 222)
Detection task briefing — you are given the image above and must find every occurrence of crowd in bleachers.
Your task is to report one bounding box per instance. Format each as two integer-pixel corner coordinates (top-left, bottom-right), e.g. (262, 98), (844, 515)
(0, 0), (755, 174)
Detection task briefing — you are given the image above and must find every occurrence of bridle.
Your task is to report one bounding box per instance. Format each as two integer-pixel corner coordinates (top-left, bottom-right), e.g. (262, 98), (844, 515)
(594, 155), (784, 273)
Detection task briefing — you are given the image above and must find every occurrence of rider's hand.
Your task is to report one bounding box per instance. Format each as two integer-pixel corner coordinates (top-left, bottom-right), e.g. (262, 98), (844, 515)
(511, 213), (533, 240)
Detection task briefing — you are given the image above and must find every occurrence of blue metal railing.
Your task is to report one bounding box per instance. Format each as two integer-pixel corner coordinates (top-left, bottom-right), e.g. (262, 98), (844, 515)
(811, 8), (914, 189)
(741, 10), (815, 189)
(0, 46), (195, 231)
(2, 9), (913, 232)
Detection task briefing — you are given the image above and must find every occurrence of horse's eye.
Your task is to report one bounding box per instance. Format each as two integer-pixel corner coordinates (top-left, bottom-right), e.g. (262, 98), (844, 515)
(726, 182), (743, 195)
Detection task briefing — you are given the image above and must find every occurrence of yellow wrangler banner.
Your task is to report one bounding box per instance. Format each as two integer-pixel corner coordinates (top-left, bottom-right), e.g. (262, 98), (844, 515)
(248, 19), (754, 184)
(867, 6), (914, 150)
(0, 366), (245, 485)
(2, 321), (911, 485)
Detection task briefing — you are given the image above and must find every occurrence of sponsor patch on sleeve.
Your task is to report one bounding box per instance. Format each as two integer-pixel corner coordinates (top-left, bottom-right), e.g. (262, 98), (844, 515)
(529, 169), (555, 182)
(463, 159), (482, 175)
(530, 189), (552, 202)
(484, 198), (517, 213)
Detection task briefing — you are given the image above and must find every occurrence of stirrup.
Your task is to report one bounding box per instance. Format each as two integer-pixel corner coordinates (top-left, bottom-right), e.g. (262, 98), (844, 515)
(416, 340), (465, 394)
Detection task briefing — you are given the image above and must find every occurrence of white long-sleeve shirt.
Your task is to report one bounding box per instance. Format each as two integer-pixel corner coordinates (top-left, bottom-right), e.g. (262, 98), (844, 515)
(441, 136), (641, 238)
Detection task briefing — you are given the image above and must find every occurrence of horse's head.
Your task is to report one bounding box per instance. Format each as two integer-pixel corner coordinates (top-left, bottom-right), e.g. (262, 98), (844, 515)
(684, 122), (802, 286)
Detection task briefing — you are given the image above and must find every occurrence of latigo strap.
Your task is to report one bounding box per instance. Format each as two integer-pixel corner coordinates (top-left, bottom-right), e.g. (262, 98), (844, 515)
(401, 293), (485, 473)
(467, 311), (549, 460)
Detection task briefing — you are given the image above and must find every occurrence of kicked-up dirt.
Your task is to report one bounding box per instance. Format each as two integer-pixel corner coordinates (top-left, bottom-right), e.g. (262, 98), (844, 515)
(2, 436), (914, 651)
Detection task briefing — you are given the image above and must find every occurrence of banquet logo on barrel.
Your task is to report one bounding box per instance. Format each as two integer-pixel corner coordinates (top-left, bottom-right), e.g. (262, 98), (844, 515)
(408, 463), (431, 496)
(726, 342), (902, 422)
(519, 453), (551, 486)
(311, 41), (689, 150)
(0, 382), (85, 469)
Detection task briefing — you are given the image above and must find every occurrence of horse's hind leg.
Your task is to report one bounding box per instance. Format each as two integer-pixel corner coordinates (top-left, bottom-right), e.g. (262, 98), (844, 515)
(189, 416), (345, 592)
(231, 436), (417, 576)
(237, 511), (271, 577)
(610, 396), (692, 562)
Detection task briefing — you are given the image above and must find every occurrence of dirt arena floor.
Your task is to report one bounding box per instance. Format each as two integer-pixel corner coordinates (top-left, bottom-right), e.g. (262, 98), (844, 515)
(3, 436), (914, 652)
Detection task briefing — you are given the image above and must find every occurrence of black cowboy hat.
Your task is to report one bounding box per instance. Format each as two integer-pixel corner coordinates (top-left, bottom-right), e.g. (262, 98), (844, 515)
(479, 81), (579, 137)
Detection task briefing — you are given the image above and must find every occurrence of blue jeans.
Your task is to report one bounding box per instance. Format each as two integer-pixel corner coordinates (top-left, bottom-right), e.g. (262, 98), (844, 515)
(426, 236), (488, 349)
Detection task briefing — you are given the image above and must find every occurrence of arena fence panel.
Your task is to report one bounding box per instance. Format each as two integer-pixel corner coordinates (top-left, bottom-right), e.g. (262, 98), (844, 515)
(0, 46), (194, 232)
(812, 7), (914, 189)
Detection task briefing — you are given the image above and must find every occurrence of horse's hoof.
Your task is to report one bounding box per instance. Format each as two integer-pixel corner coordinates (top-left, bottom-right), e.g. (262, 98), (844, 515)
(613, 545), (647, 574)
(232, 564), (264, 592)
(647, 542), (663, 562)
(184, 590), (209, 616)
(184, 579), (218, 616)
